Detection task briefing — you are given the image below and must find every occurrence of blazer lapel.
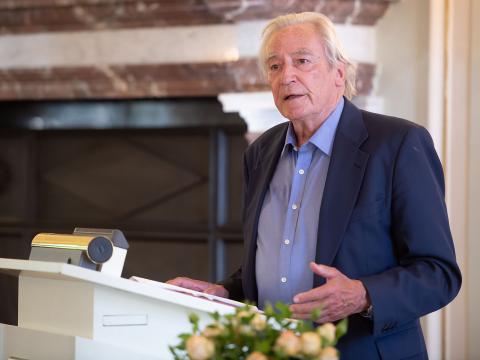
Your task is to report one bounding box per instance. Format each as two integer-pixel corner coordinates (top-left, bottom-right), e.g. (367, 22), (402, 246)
(314, 100), (369, 287)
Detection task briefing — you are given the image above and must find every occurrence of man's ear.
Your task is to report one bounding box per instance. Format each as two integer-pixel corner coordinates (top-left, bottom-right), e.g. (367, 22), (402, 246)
(335, 63), (346, 87)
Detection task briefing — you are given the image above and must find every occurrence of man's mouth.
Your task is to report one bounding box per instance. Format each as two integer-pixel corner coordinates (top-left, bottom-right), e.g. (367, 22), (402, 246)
(283, 94), (304, 101)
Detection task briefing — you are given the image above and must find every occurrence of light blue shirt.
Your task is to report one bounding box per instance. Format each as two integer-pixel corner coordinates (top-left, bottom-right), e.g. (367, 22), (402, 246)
(255, 98), (344, 309)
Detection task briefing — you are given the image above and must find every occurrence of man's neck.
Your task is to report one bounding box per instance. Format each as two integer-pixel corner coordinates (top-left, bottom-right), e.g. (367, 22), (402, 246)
(291, 96), (343, 146)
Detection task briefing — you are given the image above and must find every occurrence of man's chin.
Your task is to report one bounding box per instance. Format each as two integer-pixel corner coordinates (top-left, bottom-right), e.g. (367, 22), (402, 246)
(280, 108), (308, 121)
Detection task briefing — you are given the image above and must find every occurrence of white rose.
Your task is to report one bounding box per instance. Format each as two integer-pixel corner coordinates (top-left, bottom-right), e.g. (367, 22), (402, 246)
(301, 331), (322, 356)
(186, 335), (215, 360)
(234, 310), (254, 335)
(202, 323), (224, 338)
(233, 310), (252, 327)
(238, 323), (254, 335)
(236, 310), (254, 319)
(275, 330), (302, 356)
(245, 351), (268, 360)
(317, 323), (336, 344)
(250, 313), (267, 331)
(318, 346), (339, 360)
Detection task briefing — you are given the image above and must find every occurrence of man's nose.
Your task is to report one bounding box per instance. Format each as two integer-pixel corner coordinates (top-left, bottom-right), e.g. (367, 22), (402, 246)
(280, 63), (296, 85)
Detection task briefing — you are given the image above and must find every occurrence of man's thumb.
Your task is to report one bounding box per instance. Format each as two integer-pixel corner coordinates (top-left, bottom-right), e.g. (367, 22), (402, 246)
(310, 262), (338, 279)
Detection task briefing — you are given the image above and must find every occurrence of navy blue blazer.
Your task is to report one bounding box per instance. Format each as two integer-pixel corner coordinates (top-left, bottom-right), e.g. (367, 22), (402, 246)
(222, 99), (461, 359)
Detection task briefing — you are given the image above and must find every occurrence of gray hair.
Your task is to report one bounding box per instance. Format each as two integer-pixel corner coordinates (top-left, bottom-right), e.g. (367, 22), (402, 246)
(259, 12), (357, 99)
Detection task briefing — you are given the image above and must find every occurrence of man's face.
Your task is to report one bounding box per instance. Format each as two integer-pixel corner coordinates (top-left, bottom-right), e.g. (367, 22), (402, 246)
(265, 23), (345, 124)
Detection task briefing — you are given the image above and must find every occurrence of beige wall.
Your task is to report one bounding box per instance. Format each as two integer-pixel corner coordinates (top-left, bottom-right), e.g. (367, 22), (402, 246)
(377, 1), (480, 358)
(376, 0), (429, 126)
(443, 0), (480, 357)
(467, 0), (480, 355)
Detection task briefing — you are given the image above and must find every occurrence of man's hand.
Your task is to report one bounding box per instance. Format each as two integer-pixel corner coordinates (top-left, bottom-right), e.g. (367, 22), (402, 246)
(166, 277), (229, 298)
(289, 262), (370, 323)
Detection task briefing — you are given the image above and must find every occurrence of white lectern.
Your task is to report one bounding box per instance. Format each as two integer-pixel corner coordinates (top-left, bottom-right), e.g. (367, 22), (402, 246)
(0, 258), (237, 360)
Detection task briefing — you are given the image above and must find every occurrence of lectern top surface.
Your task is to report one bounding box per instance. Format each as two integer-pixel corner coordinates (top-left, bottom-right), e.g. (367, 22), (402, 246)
(0, 257), (238, 315)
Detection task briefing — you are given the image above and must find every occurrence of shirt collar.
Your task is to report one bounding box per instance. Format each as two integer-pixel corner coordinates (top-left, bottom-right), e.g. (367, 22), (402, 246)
(282, 97), (344, 156)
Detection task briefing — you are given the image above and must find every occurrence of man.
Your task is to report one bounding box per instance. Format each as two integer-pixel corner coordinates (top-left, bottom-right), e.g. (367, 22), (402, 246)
(169, 12), (461, 359)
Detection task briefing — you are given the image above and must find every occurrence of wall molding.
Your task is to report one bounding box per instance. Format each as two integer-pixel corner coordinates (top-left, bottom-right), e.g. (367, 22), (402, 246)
(0, 60), (375, 100)
(0, 0), (396, 34)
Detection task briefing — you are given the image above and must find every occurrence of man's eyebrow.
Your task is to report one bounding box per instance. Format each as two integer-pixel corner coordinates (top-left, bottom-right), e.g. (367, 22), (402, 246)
(292, 48), (315, 56)
(266, 48), (315, 62)
(266, 54), (279, 63)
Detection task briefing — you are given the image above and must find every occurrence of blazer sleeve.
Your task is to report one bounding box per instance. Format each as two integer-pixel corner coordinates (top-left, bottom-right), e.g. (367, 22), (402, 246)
(219, 267), (244, 301)
(360, 126), (462, 336)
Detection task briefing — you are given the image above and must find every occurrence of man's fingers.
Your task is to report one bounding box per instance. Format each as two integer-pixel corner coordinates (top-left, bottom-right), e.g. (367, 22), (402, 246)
(166, 277), (192, 287)
(293, 264), (342, 303)
(293, 283), (330, 304)
(291, 312), (313, 320)
(165, 277), (184, 286)
(310, 262), (340, 279)
(166, 278), (229, 298)
(289, 301), (324, 315)
(292, 266), (367, 322)
(204, 285), (229, 298)
(166, 277), (210, 292)
(291, 310), (333, 323)
(291, 303), (343, 324)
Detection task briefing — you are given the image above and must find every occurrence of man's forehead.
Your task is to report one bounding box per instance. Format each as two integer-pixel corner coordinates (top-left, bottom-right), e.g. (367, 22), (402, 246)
(266, 25), (324, 56)
(266, 48), (319, 61)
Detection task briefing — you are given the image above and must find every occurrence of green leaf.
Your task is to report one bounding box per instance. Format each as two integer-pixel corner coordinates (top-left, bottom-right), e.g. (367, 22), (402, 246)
(336, 318), (348, 340)
(297, 319), (313, 332)
(171, 300), (346, 359)
(211, 311), (220, 321)
(189, 312), (199, 324)
(310, 307), (322, 321)
(168, 345), (182, 360)
(275, 302), (292, 319)
(253, 339), (271, 353)
(264, 303), (275, 318)
(189, 313), (200, 333)
(178, 333), (190, 341)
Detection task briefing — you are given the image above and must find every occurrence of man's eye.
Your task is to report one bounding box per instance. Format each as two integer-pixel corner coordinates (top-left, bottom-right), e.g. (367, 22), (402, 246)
(269, 64), (280, 71)
(297, 58), (311, 65)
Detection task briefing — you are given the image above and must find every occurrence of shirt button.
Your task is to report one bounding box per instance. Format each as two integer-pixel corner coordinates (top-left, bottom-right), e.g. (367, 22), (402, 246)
(298, 169), (305, 175)
(284, 239), (290, 245)
(291, 204), (297, 210)
(281, 277), (287, 283)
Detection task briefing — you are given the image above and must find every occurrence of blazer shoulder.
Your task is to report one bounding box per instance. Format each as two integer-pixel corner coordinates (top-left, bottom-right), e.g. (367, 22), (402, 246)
(360, 109), (423, 132)
(245, 122), (288, 155)
(360, 109), (432, 143)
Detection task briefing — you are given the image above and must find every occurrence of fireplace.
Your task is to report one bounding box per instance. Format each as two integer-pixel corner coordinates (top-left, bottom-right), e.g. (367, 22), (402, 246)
(0, 98), (247, 325)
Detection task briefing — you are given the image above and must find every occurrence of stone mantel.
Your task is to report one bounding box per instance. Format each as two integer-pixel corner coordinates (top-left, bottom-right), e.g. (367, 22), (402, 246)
(0, 0), (397, 34)
(0, 61), (375, 100)
(0, 0), (389, 101)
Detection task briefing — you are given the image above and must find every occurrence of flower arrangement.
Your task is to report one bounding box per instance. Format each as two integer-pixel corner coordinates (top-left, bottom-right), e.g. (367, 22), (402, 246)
(170, 303), (347, 360)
